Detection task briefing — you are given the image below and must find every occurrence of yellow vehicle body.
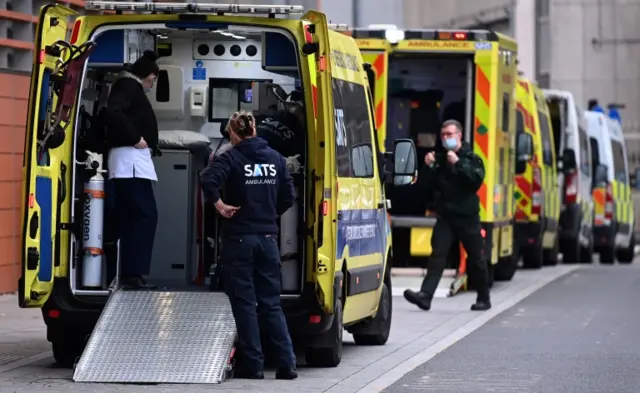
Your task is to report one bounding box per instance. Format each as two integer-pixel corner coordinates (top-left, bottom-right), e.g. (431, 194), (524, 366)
(348, 28), (518, 280)
(19, 2), (410, 368)
(514, 76), (560, 268)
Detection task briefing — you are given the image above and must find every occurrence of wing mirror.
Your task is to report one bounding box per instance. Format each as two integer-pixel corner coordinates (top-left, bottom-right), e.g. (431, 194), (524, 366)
(516, 132), (533, 162)
(392, 139), (418, 186)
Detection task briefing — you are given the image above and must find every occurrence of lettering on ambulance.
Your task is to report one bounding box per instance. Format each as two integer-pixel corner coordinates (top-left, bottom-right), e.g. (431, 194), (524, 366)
(244, 163), (277, 185)
(336, 209), (386, 259)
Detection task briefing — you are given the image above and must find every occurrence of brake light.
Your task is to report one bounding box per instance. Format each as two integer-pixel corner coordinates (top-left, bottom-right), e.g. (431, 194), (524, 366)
(70, 20), (81, 44)
(605, 184), (614, 220)
(453, 32), (468, 40)
(565, 170), (578, 204)
(532, 166), (542, 215)
(322, 200), (328, 216)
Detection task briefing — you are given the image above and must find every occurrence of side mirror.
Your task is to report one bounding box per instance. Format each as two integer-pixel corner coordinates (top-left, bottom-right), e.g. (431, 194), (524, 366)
(516, 132), (533, 162)
(392, 139), (418, 185)
(562, 149), (577, 172)
(593, 164), (608, 188)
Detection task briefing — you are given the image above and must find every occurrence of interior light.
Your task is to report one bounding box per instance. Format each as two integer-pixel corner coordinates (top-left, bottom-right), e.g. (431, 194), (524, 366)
(385, 28), (405, 44)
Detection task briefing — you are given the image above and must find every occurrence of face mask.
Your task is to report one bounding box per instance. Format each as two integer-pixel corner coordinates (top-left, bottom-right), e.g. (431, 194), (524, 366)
(443, 137), (457, 150)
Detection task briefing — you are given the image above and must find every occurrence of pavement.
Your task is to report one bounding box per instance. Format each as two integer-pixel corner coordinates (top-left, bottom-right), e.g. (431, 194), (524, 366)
(0, 264), (580, 393)
(383, 263), (640, 393)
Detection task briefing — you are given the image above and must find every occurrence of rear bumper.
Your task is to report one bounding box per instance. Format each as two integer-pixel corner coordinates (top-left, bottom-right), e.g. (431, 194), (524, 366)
(559, 203), (581, 239)
(42, 278), (333, 341)
(593, 224), (616, 247)
(515, 221), (542, 248)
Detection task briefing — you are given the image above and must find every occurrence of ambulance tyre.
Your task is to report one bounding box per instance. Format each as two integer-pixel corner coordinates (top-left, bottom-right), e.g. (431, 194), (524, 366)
(599, 245), (615, 264)
(351, 277), (392, 346)
(543, 234), (560, 266)
(579, 234), (594, 264)
(617, 232), (635, 264)
(522, 243), (543, 269)
(305, 299), (343, 367)
(494, 249), (518, 282)
(51, 334), (85, 368)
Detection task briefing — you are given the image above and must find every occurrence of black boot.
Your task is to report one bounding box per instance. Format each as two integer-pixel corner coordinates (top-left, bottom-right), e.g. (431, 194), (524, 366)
(233, 369), (265, 379)
(275, 367), (298, 380)
(470, 299), (491, 311)
(121, 275), (157, 290)
(403, 289), (432, 310)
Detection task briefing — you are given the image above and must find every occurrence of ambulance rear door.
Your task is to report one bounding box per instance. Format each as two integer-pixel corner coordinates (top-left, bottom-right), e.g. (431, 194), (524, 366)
(358, 44), (389, 152)
(302, 11), (338, 314)
(19, 4), (79, 307)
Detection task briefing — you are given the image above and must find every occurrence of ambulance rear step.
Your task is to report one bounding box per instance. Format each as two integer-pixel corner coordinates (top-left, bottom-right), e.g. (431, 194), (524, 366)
(73, 290), (237, 384)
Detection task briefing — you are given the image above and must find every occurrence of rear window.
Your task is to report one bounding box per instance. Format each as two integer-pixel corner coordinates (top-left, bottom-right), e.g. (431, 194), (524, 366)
(578, 127), (591, 175)
(537, 111), (553, 165)
(612, 140), (628, 183)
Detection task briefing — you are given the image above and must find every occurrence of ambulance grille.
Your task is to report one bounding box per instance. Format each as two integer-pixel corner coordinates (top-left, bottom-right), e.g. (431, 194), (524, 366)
(73, 290), (236, 384)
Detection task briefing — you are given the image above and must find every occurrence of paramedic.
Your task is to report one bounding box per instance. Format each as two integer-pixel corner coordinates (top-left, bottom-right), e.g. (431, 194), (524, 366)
(200, 111), (298, 380)
(105, 50), (160, 290)
(403, 119), (491, 311)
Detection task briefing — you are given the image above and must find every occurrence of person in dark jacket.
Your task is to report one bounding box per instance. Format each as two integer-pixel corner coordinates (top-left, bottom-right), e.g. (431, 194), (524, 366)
(403, 119), (491, 311)
(200, 110), (297, 380)
(105, 50), (160, 290)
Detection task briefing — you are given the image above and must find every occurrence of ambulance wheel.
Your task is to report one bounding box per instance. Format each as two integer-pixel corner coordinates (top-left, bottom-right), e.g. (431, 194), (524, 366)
(543, 234), (560, 266)
(579, 234), (594, 264)
(52, 337), (84, 368)
(599, 245), (615, 264)
(494, 253), (517, 281)
(522, 243), (543, 269)
(617, 232), (635, 264)
(305, 299), (343, 367)
(352, 280), (392, 346)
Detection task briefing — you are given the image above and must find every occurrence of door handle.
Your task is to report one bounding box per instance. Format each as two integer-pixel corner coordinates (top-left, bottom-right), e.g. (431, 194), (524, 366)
(377, 202), (385, 209)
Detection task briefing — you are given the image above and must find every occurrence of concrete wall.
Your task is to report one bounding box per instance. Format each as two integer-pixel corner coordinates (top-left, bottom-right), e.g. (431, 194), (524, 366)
(0, 70), (28, 294)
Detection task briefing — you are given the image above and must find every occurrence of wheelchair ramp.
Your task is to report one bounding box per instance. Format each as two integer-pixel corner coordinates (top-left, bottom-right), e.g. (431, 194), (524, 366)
(73, 290), (236, 384)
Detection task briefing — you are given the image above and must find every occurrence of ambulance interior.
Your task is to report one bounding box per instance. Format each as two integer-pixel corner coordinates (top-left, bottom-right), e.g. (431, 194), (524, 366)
(385, 54), (473, 267)
(70, 25), (307, 297)
(385, 54), (473, 215)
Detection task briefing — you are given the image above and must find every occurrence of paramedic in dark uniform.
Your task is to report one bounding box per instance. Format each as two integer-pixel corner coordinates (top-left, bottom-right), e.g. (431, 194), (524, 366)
(200, 111), (298, 380)
(403, 119), (492, 311)
(105, 50), (160, 290)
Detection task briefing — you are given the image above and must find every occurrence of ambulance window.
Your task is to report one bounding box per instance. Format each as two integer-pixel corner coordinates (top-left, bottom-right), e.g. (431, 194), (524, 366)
(538, 111), (553, 165)
(516, 109), (525, 135)
(579, 126), (591, 175)
(156, 70), (170, 102)
(332, 78), (374, 178)
(501, 93), (510, 132)
(612, 141), (628, 183)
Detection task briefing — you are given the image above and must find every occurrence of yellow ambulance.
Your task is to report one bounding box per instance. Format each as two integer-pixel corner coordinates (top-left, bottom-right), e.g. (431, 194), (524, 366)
(347, 26), (519, 282)
(514, 75), (561, 268)
(18, 1), (418, 381)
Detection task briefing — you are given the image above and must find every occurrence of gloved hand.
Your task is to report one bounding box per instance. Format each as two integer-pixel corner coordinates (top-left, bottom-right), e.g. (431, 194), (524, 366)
(285, 154), (301, 173)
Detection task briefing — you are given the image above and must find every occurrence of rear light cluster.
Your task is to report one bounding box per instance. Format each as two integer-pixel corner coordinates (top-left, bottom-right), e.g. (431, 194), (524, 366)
(531, 166), (542, 215)
(605, 184), (614, 221)
(564, 169), (578, 204)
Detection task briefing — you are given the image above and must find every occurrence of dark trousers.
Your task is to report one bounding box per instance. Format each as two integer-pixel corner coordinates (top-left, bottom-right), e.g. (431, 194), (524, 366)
(420, 216), (490, 302)
(113, 178), (158, 277)
(222, 234), (295, 372)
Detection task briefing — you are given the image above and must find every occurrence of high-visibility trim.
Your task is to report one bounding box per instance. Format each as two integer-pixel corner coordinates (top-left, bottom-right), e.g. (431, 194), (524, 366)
(473, 63), (491, 218)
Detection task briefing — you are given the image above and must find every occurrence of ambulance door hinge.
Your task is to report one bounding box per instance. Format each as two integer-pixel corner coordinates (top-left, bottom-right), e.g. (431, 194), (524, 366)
(60, 222), (80, 238)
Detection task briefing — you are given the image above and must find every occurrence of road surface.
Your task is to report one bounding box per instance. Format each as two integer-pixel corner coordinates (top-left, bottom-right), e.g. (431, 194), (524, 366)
(0, 262), (637, 392)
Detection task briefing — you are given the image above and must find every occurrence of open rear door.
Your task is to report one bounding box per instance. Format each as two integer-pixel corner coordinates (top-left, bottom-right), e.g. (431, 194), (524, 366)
(360, 50), (388, 152)
(302, 11), (337, 314)
(19, 4), (78, 307)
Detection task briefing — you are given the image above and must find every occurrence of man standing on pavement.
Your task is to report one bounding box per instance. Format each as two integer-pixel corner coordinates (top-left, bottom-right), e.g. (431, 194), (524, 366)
(403, 119), (492, 311)
(200, 111), (298, 380)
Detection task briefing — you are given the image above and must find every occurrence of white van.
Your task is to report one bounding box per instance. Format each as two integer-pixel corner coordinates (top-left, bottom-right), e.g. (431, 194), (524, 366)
(584, 111), (635, 263)
(543, 89), (594, 263)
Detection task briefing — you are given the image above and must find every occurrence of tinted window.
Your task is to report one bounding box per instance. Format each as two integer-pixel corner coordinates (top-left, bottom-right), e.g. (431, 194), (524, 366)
(538, 111), (553, 165)
(332, 78), (375, 178)
(612, 140), (628, 183)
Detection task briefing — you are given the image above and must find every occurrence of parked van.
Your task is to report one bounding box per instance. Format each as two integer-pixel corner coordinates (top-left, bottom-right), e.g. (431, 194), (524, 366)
(543, 90), (594, 263)
(514, 77), (560, 268)
(585, 111), (635, 263)
(18, 1), (418, 376)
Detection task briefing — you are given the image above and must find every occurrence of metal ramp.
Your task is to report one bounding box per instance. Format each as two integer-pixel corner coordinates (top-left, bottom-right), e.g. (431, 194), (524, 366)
(73, 290), (236, 384)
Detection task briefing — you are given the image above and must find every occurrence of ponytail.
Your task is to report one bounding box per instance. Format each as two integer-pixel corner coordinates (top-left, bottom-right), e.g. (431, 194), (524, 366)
(227, 110), (256, 139)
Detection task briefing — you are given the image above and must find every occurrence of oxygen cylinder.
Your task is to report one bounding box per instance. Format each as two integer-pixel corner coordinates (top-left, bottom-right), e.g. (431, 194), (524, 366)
(81, 152), (107, 288)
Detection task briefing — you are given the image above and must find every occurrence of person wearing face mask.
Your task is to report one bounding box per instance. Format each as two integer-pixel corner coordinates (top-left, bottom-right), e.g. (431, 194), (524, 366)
(199, 111), (297, 381)
(105, 50), (160, 290)
(403, 119), (491, 312)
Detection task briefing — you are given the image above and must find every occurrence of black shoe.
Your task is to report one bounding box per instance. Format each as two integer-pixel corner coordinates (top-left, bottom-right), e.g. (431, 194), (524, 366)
(275, 368), (298, 380)
(121, 276), (157, 290)
(403, 289), (432, 311)
(470, 300), (491, 311)
(233, 369), (264, 379)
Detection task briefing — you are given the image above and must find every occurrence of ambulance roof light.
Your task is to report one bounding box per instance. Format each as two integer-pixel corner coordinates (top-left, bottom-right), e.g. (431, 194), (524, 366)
(84, 1), (305, 15)
(328, 23), (350, 31)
